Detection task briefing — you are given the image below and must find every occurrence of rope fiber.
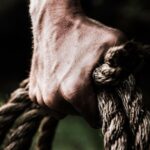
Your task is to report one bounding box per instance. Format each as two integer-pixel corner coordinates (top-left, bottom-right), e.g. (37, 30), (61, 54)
(93, 42), (150, 150)
(0, 41), (150, 150)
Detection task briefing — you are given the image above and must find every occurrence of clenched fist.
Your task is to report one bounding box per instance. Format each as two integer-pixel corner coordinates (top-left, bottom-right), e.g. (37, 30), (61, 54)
(29, 0), (126, 128)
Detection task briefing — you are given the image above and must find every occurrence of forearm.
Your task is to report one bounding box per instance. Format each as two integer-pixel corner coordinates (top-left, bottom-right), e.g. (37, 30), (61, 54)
(29, 0), (82, 22)
(29, 0), (84, 50)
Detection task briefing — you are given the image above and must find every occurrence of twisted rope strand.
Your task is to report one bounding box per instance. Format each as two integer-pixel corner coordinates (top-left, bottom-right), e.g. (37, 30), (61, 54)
(117, 75), (150, 150)
(0, 84), (31, 145)
(0, 79), (62, 150)
(97, 89), (128, 150)
(93, 42), (150, 150)
(36, 116), (59, 150)
(3, 108), (47, 150)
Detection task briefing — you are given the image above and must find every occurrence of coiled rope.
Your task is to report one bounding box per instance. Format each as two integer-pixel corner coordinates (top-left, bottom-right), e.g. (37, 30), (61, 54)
(0, 80), (60, 150)
(0, 41), (150, 150)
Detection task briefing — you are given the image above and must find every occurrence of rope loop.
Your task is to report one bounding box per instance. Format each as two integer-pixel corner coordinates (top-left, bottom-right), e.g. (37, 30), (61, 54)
(93, 42), (145, 86)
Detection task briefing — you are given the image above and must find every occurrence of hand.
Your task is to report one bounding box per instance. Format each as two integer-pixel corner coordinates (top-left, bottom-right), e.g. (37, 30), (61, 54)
(29, 8), (126, 128)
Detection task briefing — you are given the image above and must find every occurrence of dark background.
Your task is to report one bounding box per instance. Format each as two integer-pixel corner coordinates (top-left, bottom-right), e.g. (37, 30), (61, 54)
(0, 0), (31, 93)
(0, 0), (150, 95)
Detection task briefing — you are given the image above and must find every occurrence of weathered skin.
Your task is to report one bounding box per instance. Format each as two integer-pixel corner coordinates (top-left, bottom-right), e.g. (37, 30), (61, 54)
(29, 0), (126, 128)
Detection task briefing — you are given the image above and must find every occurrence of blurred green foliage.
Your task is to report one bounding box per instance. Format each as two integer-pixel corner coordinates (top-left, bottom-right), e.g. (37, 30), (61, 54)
(53, 116), (103, 150)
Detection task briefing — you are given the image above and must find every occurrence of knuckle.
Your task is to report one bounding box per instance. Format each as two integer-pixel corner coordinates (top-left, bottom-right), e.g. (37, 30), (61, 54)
(113, 29), (126, 42)
(29, 83), (36, 99)
(42, 89), (57, 108)
(29, 87), (55, 107)
(104, 28), (126, 46)
(63, 89), (76, 100)
(60, 80), (79, 101)
(29, 82), (44, 105)
(28, 88), (37, 103)
(36, 91), (44, 106)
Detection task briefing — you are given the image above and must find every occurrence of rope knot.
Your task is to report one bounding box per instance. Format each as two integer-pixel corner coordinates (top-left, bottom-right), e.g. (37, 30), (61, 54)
(93, 42), (144, 86)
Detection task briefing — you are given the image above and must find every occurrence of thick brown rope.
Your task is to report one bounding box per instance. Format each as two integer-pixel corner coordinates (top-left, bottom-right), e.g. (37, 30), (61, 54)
(0, 80), (60, 150)
(93, 42), (150, 149)
(3, 109), (44, 150)
(117, 75), (150, 150)
(0, 81), (30, 146)
(36, 117), (59, 150)
(97, 89), (128, 150)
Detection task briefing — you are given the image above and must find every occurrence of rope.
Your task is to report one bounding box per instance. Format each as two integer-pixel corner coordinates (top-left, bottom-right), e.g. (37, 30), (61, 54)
(0, 80), (61, 150)
(0, 80), (30, 146)
(93, 42), (150, 150)
(36, 117), (59, 150)
(117, 76), (150, 150)
(97, 89), (129, 150)
(0, 41), (149, 150)
(3, 109), (44, 150)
